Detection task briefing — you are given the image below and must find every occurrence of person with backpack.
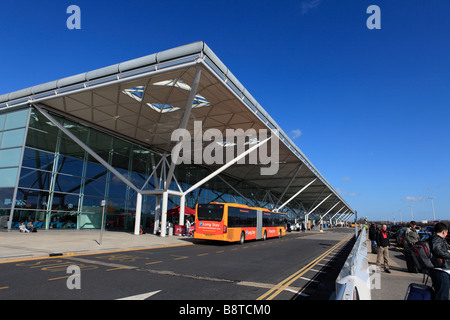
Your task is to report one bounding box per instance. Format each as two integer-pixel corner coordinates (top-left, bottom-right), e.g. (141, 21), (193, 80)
(376, 224), (391, 273)
(429, 222), (450, 300)
(405, 221), (420, 250)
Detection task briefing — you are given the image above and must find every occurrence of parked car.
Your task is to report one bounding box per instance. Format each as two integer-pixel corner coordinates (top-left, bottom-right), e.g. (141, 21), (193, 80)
(396, 228), (407, 247)
(389, 225), (403, 239)
(423, 226), (435, 235)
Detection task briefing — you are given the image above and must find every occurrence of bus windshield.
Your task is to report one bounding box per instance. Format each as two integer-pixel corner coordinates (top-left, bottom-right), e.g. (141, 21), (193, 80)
(197, 204), (224, 222)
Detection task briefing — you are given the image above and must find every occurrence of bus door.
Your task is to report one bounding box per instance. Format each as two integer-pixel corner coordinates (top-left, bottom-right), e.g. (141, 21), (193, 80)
(257, 210), (263, 239)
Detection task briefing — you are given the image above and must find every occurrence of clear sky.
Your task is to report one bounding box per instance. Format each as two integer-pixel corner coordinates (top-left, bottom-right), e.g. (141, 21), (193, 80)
(1, 0), (449, 223)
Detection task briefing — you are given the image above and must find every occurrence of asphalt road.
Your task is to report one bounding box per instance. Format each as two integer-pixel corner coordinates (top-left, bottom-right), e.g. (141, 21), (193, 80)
(0, 228), (354, 301)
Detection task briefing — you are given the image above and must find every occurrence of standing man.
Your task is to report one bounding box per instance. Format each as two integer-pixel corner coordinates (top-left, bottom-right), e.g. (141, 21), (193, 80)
(405, 221), (420, 250)
(429, 222), (450, 300)
(376, 224), (391, 273)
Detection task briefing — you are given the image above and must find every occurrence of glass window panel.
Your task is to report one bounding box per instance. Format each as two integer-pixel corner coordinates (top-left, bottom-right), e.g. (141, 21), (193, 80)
(111, 152), (130, 171)
(0, 167), (18, 187)
(0, 188), (14, 209)
(0, 148), (22, 168)
(131, 149), (150, 173)
(88, 129), (112, 154)
(51, 192), (79, 212)
(113, 137), (131, 154)
(15, 188), (50, 211)
(85, 159), (108, 179)
(54, 174), (82, 193)
(28, 110), (60, 135)
(4, 109), (28, 130)
(129, 171), (147, 189)
(81, 195), (104, 212)
(18, 167), (52, 190)
(83, 178), (106, 197)
(26, 128), (58, 152)
(108, 181), (127, 199)
(59, 137), (85, 159)
(108, 198), (126, 211)
(22, 148), (55, 171)
(6, 110), (28, 130)
(56, 155), (84, 177)
(0, 128), (25, 149)
(0, 114), (6, 131)
(63, 119), (89, 143)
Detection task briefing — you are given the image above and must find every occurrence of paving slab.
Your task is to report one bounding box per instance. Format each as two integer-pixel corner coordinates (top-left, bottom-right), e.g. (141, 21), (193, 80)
(367, 239), (425, 300)
(0, 230), (193, 262)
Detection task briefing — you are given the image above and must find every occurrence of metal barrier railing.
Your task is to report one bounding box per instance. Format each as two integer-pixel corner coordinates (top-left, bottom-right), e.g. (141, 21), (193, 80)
(335, 228), (371, 300)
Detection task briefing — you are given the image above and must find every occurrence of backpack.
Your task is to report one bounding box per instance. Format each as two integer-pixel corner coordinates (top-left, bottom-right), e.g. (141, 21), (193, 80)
(411, 241), (435, 272)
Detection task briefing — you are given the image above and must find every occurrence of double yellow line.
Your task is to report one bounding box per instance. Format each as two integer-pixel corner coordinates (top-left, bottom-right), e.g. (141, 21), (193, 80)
(257, 234), (352, 300)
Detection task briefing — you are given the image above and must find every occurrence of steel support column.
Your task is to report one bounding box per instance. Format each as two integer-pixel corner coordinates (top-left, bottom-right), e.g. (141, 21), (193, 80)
(272, 164), (302, 210)
(134, 193), (143, 235)
(277, 178), (317, 211)
(165, 66), (202, 189)
(304, 193), (332, 231)
(319, 201), (340, 224)
(183, 136), (272, 196)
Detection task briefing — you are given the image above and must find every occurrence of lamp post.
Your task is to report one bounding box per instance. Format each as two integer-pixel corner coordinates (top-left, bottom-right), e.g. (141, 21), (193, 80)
(409, 205), (414, 220)
(428, 197), (436, 221)
(99, 200), (106, 245)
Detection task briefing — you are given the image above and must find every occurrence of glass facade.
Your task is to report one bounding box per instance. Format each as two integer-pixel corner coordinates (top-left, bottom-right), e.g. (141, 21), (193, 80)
(2, 106), (299, 232)
(0, 108), (29, 228)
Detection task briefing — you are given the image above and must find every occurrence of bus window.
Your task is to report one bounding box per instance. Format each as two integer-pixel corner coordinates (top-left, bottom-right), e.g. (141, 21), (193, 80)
(228, 207), (256, 228)
(197, 204), (224, 222)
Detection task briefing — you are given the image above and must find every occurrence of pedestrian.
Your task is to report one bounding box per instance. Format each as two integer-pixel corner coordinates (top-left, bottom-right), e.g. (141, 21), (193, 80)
(376, 224), (391, 273)
(405, 221), (419, 250)
(19, 222), (30, 233)
(369, 223), (378, 254)
(185, 219), (191, 237)
(429, 222), (450, 300)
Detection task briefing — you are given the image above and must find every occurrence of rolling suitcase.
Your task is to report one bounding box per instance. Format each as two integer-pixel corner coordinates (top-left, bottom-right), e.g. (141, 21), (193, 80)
(371, 242), (379, 254)
(405, 283), (433, 300)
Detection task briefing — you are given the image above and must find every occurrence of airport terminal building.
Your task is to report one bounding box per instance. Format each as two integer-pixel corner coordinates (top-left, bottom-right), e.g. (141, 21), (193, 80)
(0, 42), (354, 235)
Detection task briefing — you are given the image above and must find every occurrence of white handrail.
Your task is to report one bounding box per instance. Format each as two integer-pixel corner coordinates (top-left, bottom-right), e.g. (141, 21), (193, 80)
(335, 228), (371, 300)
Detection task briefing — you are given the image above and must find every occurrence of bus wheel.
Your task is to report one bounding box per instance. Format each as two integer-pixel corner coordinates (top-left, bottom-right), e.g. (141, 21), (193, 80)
(263, 231), (267, 241)
(239, 232), (245, 244)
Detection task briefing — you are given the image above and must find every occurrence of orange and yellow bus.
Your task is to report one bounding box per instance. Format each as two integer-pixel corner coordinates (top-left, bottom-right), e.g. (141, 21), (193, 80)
(194, 202), (287, 244)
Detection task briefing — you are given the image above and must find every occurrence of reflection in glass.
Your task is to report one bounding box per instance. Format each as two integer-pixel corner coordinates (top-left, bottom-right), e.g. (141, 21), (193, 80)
(19, 167), (51, 190)
(0, 148), (22, 168)
(0, 168), (19, 188)
(0, 188), (14, 210)
(0, 128), (26, 149)
(22, 148), (55, 171)
(4, 109), (28, 130)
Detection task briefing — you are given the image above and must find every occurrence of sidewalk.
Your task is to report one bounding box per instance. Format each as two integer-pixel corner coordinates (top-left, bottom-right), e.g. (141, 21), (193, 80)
(367, 239), (425, 300)
(0, 229), (194, 263)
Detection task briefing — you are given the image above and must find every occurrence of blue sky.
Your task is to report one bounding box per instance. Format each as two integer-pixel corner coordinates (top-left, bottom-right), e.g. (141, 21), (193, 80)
(1, 0), (449, 222)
